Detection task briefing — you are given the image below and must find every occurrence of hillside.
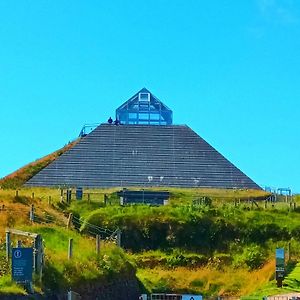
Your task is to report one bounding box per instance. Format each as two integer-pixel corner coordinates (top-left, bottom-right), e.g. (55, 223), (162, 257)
(0, 140), (78, 189)
(1, 187), (299, 297)
(65, 188), (300, 296)
(0, 189), (137, 297)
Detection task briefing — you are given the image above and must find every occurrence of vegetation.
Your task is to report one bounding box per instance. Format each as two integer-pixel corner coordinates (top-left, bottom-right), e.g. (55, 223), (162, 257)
(0, 187), (299, 296)
(0, 189), (135, 295)
(0, 141), (78, 189)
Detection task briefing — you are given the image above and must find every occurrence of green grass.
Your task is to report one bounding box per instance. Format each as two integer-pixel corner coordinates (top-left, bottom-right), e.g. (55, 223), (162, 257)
(251, 262), (300, 296)
(17, 224), (135, 292)
(0, 275), (26, 295)
(1, 188), (300, 296)
(0, 189), (136, 295)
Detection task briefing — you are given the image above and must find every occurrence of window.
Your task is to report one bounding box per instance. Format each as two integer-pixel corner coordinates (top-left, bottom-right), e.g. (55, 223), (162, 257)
(150, 113), (160, 120)
(139, 113), (149, 120)
(138, 92), (150, 102)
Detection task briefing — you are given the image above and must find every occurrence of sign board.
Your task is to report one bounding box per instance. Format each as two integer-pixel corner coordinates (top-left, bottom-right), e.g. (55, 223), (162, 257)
(12, 248), (33, 282)
(182, 295), (202, 300)
(275, 248), (285, 280)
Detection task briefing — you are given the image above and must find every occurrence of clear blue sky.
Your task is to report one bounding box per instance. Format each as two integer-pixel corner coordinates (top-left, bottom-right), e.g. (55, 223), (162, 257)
(0, 1), (299, 192)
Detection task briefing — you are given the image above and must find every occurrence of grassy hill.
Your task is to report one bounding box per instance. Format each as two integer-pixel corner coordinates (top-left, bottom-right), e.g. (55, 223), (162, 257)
(0, 185), (299, 297)
(65, 188), (300, 296)
(0, 140), (78, 189)
(0, 189), (135, 296)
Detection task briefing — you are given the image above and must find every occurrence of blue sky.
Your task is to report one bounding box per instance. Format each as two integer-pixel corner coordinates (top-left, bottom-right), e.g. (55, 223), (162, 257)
(0, 1), (299, 192)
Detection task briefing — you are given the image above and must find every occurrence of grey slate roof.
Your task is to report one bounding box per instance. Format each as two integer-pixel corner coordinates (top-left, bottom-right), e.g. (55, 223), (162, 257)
(25, 124), (261, 189)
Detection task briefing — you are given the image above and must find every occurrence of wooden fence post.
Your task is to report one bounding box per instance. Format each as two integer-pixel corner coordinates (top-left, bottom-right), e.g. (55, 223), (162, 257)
(67, 213), (73, 229)
(96, 235), (101, 255)
(88, 193), (90, 204)
(33, 234), (43, 274)
(6, 230), (10, 261)
(48, 196), (52, 206)
(32, 192), (35, 200)
(116, 230), (121, 247)
(66, 189), (72, 204)
(30, 204), (35, 222)
(68, 238), (73, 260)
(33, 248), (37, 273)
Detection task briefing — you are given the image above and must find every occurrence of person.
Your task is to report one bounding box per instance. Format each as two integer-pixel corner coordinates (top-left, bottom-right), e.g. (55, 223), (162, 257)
(114, 118), (120, 125)
(108, 117), (113, 124)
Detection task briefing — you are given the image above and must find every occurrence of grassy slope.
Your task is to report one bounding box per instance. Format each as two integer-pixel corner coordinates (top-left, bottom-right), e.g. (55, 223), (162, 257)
(65, 188), (300, 296)
(1, 187), (299, 296)
(0, 190), (135, 295)
(0, 140), (78, 189)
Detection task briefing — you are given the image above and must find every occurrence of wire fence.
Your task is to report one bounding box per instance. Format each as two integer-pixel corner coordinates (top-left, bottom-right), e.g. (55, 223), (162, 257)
(0, 204), (119, 243)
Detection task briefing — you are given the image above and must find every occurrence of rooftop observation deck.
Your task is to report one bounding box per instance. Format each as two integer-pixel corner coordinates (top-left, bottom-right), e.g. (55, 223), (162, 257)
(116, 88), (172, 125)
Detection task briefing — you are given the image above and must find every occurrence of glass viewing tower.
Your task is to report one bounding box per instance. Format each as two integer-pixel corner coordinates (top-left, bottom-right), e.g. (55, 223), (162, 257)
(116, 88), (173, 125)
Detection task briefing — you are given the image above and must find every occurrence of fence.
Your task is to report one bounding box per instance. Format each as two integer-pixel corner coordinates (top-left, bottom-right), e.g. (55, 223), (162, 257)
(1, 201), (121, 263)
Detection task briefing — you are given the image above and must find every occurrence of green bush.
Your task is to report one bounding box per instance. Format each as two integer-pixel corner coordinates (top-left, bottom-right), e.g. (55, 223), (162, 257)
(234, 244), (266, 270)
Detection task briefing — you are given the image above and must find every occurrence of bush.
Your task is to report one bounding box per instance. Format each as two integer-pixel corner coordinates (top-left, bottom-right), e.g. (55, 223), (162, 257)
(234, 244), (266, 270)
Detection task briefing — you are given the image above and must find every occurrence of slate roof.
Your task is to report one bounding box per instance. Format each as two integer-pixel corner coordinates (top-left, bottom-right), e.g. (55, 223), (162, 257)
(25, 124), (260, 189)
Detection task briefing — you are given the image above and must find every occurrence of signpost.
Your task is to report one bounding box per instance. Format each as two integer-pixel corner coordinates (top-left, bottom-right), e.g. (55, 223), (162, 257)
(275, 248), (285, 287)
(12, 248), (33, 283)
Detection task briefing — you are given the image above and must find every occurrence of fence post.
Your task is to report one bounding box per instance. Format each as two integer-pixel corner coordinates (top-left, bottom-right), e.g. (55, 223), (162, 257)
(60, 188), (64, 202)
(116, 230), (121, 247)
(33, 248), (37, 273)
(68, 238), (73, 260)
(34, 235), (43, 275)
(30, 204), (35, 222)
(87, 193), (90, 204)
(67, 213), (73, 229)
(6, 230), (10, 261)
(32, 192), (35, 200)
(96, 235), (101, 255)
(66, 189), (72, 204)
(48, 196), (52, 206)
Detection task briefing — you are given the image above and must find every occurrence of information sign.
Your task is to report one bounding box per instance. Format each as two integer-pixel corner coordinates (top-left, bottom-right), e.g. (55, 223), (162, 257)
(182, 295), (202, 300)
(12, 248), (33, 282)
(275, 248), (285, 280)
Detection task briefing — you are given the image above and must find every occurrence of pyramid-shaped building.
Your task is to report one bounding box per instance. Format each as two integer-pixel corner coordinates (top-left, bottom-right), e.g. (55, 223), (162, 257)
(26, 88), (260, 189)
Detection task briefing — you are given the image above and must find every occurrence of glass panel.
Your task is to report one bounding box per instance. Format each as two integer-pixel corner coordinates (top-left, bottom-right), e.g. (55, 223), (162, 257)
(139, 113), (149, 120)
(150, 113), (160, 120)
(129, 113), (137, 118)
(139, 93), (150, 101)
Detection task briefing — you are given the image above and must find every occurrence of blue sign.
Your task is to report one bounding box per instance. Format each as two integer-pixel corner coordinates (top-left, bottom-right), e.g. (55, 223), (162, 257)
(275, 248), (285, 280)
(12, 248), (33, 282)
(182, 295), (202, 300)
